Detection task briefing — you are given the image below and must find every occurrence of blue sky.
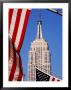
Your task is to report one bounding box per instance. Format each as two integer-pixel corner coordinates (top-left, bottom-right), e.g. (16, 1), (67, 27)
(20, 9), (62, 81)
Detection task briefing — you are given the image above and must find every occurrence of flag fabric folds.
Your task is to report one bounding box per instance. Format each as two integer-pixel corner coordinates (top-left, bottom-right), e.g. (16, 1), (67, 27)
(8, 9), (31, 81)
(9, 38), (23, 81)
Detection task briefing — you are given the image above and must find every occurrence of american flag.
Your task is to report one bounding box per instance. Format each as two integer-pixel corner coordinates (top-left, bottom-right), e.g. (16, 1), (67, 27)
(36, 68), (61, 81)
(9, 38), (23, 81)
(8, 9), (31, 81)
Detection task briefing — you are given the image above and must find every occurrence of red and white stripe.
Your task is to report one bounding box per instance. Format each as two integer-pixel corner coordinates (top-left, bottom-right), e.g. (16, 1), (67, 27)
(8, 8), (31, 81)
(8, 38), (23, 81)
(49, 75), (61, 81)
(9, 8), (31, 52)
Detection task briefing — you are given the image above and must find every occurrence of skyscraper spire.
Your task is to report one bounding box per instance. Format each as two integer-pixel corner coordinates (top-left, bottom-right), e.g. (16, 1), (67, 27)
(37, 14), (43, 39)
(28, 11), (51, 81)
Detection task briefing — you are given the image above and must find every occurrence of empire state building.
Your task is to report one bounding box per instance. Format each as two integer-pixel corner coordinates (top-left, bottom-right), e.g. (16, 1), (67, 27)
(28, 16), (51, 81)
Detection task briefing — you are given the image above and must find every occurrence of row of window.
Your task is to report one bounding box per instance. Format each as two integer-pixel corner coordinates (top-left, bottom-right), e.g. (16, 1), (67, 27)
(32, 47), (48, 51)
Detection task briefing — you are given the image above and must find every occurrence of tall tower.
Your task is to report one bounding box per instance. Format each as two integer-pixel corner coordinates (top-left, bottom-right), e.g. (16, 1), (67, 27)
(28, 16), (50, 81)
